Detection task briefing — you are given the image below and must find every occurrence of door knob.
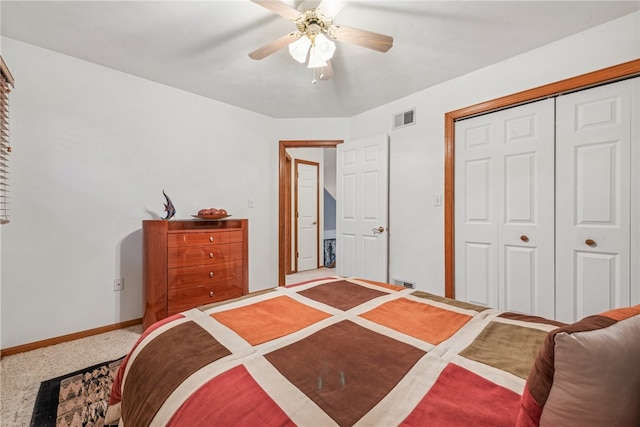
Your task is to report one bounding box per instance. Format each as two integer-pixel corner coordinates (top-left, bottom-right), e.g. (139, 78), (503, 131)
(520, 235), (529, 242)
(585, 239), (596, 247)
(372, 226), (385, 234)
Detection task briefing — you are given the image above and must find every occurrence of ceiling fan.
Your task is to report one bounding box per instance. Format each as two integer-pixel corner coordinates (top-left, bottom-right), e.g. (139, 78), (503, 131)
(248, 0), (393, 81)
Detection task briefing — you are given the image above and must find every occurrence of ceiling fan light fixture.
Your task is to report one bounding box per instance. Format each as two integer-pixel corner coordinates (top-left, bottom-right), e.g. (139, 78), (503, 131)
(288, 35), (311, 63)
(307, 33), (335, 68)
(307, 46), (326, 68)
(249, 0), (395, 81)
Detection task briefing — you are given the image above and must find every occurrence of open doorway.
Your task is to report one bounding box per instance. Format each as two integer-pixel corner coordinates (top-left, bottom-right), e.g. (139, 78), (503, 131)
(278, 140), (343, 286)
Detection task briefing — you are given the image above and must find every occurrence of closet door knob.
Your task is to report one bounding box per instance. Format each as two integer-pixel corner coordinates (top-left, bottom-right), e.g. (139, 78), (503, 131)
(585, 239), (596, 247)
(520, 235), (529, 242)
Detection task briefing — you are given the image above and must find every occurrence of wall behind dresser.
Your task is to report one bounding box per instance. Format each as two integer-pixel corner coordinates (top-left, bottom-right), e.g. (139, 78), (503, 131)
(0, 37), (349, 348)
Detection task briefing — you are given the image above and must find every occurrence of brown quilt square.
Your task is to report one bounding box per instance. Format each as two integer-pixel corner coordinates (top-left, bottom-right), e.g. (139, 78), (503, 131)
(122, 321), (232, 426)
(297, 279), (388, 311)
(265, 320), (426, 427)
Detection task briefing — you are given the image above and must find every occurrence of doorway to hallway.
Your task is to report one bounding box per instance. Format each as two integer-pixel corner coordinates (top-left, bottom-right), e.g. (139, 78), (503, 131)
(278, 140), (343, 286)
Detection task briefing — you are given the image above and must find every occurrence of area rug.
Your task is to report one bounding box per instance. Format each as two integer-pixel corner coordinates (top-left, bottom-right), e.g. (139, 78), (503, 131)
(30, 356), (124, 427)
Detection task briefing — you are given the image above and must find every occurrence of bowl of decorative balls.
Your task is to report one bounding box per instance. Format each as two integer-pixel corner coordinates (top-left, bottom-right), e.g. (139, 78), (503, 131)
(192, 208), (230, 219)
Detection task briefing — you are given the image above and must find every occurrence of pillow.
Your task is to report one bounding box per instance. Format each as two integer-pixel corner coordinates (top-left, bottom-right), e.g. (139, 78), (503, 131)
(516, 305), (640, 427)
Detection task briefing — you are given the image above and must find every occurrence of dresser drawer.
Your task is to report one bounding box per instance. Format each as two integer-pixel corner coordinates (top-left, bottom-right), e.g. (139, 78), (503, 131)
(143, 219), (248, 329)
(168, 230), (243, 247)
(167, 283), (243, 316)
(168, 260), (242, 289)
(168, 243), (242, 268)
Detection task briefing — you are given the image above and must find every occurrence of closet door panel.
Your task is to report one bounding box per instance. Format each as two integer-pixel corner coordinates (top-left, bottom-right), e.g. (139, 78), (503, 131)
(575, 251), (620, 320)
(575, 142), (619, 224)
(556, 79), (633, 323)
(499, 101), (555, 318)
(465, 242), (493, 306)
(504, 246), (535, 314)
(504, 152), (535, 222)
(455, 122), (498, 308)
(455, 99), (554, 315)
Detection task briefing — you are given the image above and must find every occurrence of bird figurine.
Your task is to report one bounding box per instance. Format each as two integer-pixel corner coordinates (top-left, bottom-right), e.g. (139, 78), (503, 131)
(162, 190), (176, 220)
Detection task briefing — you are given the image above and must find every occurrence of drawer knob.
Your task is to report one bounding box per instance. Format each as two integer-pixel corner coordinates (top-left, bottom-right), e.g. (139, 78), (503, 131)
(209, 271), (214, 278)
(209, 236), (214, 242)
(209, 252), (214, 258)
(209, 291), (214, 297)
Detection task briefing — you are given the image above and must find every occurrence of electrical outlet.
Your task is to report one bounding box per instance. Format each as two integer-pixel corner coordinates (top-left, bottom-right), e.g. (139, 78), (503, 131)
(113, 278), (124, 292)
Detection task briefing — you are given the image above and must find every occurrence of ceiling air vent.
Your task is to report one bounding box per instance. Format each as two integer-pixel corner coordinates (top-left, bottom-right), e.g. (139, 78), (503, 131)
(393, 108), (416, 130)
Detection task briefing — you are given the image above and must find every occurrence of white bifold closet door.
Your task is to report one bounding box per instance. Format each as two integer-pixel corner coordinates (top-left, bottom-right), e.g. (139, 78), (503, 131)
(455, 78), (638, 322)
(555, 79), (635, 323)
(454, 99), (556, 319)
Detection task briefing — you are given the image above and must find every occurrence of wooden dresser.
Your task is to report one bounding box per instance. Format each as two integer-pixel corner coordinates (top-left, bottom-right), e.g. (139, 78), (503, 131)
(142, 219), (248, 329)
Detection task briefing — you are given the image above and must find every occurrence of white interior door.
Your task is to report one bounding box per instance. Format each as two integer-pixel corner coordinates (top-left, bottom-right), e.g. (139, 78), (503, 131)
(336, 134), (389, 281)
(295, 160), (319, 272)
(455, 99), (555, 317)
(555, 79), (635, 323)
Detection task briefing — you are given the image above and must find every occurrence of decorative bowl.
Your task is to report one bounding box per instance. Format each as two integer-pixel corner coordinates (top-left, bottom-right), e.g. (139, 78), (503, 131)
(191, 214), (232, 220)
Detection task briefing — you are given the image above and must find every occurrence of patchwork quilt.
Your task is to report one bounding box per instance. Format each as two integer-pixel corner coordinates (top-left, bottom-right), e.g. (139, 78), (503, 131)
(107, 277), (565, 426)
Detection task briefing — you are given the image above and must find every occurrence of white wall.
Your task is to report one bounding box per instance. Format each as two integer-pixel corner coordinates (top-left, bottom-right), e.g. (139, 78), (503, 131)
(323, 148), (337, 198)
(349, 12), (640, 295)
(275, 118), (349, 141)
(0, 37), (279, 348)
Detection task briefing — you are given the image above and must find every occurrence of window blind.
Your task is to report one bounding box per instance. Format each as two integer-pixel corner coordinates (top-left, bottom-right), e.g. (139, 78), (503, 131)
(0, 55), (15, 224)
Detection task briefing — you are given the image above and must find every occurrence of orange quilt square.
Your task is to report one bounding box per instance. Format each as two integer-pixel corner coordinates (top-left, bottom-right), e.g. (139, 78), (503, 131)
(211, 296), (331, 346)
(600, 305), (640, 321)
(360, 298), (472, 345)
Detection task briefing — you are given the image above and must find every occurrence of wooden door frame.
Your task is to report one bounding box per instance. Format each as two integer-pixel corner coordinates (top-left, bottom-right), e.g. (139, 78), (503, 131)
(284, 152), (293, 274)
(279, 140), (343, 286)
(444, 59), (640, 299)
(294, 159), (320, 272)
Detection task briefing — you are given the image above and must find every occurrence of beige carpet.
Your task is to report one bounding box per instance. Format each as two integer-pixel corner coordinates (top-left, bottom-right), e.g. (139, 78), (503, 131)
(1, 324), (143, 427)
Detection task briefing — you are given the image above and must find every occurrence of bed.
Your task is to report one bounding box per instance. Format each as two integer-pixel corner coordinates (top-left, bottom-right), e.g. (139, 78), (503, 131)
(106, 276), (640, 426)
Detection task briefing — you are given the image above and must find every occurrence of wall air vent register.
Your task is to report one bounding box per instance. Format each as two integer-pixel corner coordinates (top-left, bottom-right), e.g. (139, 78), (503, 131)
(393, 108), (416, 130)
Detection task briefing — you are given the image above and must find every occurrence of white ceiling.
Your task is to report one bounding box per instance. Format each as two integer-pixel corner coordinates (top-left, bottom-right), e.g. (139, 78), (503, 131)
(2, 1), (638, 118)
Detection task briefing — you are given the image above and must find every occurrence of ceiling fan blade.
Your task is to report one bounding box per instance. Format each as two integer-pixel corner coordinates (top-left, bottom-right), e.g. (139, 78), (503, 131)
(250, 0), (303, 21)
(316, 0), (346, 18)
(331, 25), (393, 52)
(318, 60), (334, 80)
(249, 32), (299, 60)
